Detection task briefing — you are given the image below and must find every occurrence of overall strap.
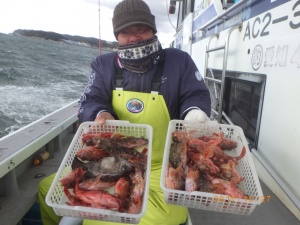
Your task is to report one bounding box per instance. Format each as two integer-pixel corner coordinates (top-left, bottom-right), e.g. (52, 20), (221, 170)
(115, 62), (164, 92)
(115, 66), (123, 88)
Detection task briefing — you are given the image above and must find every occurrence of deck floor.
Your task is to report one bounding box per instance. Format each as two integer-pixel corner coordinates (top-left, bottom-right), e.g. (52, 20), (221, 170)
(188, 181), (300, 225)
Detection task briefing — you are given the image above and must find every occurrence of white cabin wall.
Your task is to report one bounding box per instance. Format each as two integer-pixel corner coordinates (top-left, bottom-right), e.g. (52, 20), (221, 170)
(254, 37), (300, 200)
(243, 2), (300, 200)
(181, 13), (194, 54)
(191, 40), (207, 77)
(190, 0), (300, 200)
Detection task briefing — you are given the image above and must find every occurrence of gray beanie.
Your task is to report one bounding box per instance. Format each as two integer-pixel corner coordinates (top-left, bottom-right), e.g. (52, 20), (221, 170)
(112, 0), (157, 38)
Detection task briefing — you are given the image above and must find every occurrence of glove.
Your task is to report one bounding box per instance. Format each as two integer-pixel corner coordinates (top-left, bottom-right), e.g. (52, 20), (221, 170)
(59, 217), (83, 225)
(184, 109), (209, 123)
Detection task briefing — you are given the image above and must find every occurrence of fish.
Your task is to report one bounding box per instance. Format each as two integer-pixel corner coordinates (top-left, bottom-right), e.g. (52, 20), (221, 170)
(111, 134), (149, 148)
(169, 142), (187, 169)
(127, 198), (142, 214)
(198, 132), (238, 150)
(75, 146), (110, 161)
(114, 176), (131, 212)
(185, 170), (215, 193)
(185, 167), (199, 192)
(74, 186), (121, 210)
(78, 176), (117, 191)
(81, 132), (114, 146)
(198, 173), (214, 192)
(187, 150), (220, 175)
(60, 168), (80, 188)
(120, 148), (148, 174)
(129, 165), (145, 203)
(63, 186), (91, 207)
(188, 139), (213, 154)
(165, 165), (186, 191)
(94, 137), (146, 158)
(114, 177), (131, 200)
(210, 146), (246, 167)
(218, 160), (244, 184)
(125, 155), (147, 175)
(188, 139), (246, 167)
(71, 154), (134, 182)
(82, 132), (148, 149)
(206, 175), (245, 198)
(82, 156), (134, 182)
(172, 129), (197, 143)
(73, 168), (122, 210)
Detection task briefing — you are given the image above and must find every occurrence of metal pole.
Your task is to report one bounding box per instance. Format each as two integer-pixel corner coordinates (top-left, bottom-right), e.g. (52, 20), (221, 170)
(218, 24), (242, 122)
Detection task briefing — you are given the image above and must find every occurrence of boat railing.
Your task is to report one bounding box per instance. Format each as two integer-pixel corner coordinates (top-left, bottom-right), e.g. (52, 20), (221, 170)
(0, 100), (79, 225)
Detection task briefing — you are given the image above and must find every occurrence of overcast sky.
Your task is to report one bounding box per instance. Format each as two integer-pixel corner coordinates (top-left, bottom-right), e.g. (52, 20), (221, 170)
(0, 0), (178, 46)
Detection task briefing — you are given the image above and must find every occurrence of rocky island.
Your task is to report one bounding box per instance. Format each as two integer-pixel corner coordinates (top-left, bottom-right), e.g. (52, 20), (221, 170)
(12, 29), (117, 50)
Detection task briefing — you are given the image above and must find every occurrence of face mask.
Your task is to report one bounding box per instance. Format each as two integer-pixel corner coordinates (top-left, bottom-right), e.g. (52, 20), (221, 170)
(117, 36), (163, 73)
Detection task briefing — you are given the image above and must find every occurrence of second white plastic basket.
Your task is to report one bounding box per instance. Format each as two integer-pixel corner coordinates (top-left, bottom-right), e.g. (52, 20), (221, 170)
(46, 121), (152, 224)
(160, 120), (263, 215)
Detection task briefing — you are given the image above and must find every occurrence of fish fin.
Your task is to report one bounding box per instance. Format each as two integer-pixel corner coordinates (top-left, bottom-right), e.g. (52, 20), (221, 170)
(202, 147), (214, 158)
(212, 132), (220, 137)
(141, 148), (148, 154)
(88, 172), (103, 188)
(208, 139), (222, 146)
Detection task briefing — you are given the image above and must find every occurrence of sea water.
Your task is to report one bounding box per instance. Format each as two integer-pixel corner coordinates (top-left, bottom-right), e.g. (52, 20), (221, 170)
(0, 33), (108, 138)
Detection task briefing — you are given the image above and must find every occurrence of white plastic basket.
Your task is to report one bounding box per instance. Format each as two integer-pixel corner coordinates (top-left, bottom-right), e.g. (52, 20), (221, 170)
(46, 121), (152, 224)
(160, 120), (263, 215)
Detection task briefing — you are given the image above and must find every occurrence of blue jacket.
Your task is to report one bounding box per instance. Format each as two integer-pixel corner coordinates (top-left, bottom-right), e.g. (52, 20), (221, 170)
(78, 48), (211, 122)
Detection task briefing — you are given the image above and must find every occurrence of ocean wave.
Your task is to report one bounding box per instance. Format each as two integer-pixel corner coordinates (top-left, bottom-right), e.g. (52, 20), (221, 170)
(0, 68), (45, 86)
(0, 33), (102, 138)
(0, 84), (79, 138)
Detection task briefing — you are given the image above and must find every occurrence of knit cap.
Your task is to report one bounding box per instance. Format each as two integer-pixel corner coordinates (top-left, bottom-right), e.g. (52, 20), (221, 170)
(112, 0), (157, 38)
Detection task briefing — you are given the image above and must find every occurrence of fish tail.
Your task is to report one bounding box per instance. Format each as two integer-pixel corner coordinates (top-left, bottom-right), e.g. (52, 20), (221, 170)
(236, 146), (246, 160)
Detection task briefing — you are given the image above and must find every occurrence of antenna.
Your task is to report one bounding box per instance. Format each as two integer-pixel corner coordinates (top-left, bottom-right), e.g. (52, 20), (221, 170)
(98, 0), (102, 55)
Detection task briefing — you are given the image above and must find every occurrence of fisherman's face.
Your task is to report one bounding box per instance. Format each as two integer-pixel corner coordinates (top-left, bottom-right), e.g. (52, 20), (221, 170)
(117, 24), (154, 46)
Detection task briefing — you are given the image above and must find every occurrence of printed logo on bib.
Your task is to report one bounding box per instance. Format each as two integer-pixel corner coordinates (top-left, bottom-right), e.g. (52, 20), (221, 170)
(126, 98), (144, 113)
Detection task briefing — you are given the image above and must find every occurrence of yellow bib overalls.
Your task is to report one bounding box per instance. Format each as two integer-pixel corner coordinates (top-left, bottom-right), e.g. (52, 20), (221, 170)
(82, 89), (187, 225)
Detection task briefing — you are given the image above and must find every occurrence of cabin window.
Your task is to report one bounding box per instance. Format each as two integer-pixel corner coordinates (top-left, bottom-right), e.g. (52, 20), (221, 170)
(176, 0), (195, 30)
(206, 69), (266, 148)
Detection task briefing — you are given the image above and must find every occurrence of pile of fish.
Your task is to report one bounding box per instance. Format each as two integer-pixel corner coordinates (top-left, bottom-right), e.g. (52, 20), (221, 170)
(60, 132), (148, 214)
(165, 131), (246, 198)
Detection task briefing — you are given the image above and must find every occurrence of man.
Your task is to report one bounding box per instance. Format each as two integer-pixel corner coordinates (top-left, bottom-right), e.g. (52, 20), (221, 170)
(38, 0), (211, 224)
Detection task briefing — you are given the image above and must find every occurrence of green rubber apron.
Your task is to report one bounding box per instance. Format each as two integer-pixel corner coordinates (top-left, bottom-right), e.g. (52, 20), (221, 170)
(83, 89), (187, 225)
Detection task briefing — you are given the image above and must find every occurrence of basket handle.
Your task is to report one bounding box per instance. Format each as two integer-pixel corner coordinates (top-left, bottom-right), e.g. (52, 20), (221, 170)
(105, 120), (130, 125)
(80, 120), (131, 133)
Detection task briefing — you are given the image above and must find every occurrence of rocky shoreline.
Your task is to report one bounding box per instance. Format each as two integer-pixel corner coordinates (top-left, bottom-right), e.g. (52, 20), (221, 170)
(12, 29), (117, 50)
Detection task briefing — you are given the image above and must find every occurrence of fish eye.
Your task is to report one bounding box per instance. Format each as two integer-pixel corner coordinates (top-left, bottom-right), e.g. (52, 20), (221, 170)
(121, 165), (128, 171)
